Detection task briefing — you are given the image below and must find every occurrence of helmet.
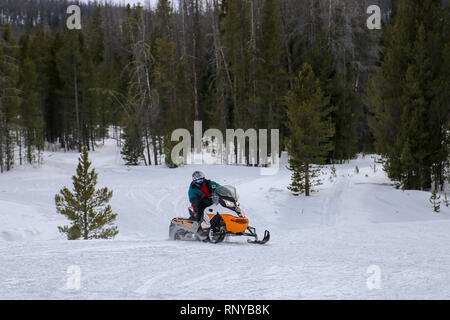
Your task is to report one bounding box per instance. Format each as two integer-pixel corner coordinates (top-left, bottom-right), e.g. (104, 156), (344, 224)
(192, 171), (206, 187)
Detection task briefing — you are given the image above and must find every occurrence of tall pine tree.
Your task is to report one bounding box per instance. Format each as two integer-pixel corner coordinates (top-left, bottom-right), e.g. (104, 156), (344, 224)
(368, 0), (449, 190)
(0, 24), (20, 172)
(286, 63), (335, 196)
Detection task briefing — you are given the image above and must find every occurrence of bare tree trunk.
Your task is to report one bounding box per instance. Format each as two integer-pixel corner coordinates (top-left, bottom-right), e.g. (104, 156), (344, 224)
(158, 136), (163, 164)
(5, 130), (11, 171)
(309, 0), (314, 47)
(17, 129), (22, 165)
(142, 151), (148, 166)
(216, 38), (237, 122)
(328, 0), (332, 48)
(250, 0), (259, 123)
(90, 129), (95, 151)
(280, 1), (294, 91)
(74, 62), (81, 152)
(180, 0), (187, 59)
(191, 0), (200, 120)
(144, 127), (152, 166)
(0, 98), (3, 173)
(152, 135), (158, 165)
(192, 50), (199, 120)
(305, 164), (310, 196)
(211, 0), (226, 129)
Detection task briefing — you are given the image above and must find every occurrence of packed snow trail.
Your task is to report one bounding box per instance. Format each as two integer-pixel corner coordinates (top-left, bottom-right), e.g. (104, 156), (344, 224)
(1, 220), (449, 299)
(0, 140), (449, 299)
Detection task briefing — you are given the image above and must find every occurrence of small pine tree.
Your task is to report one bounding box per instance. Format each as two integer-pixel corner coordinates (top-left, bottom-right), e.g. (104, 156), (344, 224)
(429, 190), (441, 213)
(121, 123), (144, 166)
(287, 160), (306, 196)
(331, 165), (337, 177)
(55, 146), (119, 239)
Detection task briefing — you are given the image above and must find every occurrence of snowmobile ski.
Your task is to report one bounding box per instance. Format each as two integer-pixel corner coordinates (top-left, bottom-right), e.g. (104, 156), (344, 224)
(247, 230), (270, 245)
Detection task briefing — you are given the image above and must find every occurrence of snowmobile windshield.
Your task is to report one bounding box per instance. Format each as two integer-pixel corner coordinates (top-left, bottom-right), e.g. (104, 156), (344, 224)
(215, 186), (238, 201)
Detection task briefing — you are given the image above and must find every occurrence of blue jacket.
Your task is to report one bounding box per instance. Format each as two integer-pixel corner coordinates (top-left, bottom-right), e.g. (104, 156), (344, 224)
(188, 180), (221, 209)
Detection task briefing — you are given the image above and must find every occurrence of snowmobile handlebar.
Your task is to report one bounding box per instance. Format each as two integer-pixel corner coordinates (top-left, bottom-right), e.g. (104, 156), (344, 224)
(212, 193), (219, 205)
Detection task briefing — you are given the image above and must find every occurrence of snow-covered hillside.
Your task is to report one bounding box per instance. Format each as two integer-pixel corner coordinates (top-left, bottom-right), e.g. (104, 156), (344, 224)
(1, 140), (449, 299)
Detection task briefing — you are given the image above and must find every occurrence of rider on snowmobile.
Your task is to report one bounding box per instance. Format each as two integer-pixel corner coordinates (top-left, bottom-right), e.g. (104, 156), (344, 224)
(188, 171), (221, 222)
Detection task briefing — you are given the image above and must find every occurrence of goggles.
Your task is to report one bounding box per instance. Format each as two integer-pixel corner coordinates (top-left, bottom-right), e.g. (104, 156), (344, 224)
(194, 178), (205, 184)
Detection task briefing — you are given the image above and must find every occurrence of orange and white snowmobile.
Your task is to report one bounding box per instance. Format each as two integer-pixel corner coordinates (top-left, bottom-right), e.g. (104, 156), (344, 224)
(169, 185), (270, 244)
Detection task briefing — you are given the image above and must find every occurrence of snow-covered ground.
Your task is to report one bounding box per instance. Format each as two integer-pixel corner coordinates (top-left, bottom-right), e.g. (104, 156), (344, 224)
(0, 140), (449, 299)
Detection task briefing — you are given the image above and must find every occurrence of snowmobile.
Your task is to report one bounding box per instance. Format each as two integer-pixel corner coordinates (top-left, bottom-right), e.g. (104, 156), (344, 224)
(169, 185), (270, 244)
